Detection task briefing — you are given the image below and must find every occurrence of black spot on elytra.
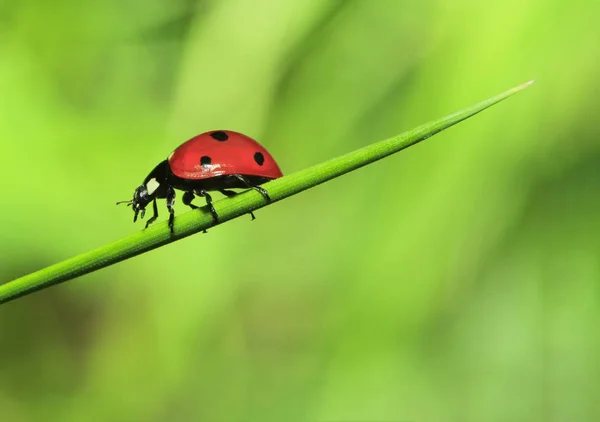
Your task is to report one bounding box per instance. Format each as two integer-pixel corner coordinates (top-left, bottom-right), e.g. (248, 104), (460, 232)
(254, 152), (265, 166)
(210, 131), (228, 141)
(200, 155), (212, 168)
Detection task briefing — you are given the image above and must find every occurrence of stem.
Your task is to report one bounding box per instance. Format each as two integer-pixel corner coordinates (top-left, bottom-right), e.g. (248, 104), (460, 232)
(0, 80), (534, 305)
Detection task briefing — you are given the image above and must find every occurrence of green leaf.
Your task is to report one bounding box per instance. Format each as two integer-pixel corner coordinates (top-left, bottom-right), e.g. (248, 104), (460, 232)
(0, 80), (534, 305)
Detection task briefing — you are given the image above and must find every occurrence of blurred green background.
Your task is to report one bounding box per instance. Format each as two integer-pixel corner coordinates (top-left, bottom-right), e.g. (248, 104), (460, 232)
(1, 0), (598, 421)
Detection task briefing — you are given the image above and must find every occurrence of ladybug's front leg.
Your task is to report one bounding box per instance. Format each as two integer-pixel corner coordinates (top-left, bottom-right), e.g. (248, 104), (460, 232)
(166, 187), (176, 233)
(144, 199), (159, 229)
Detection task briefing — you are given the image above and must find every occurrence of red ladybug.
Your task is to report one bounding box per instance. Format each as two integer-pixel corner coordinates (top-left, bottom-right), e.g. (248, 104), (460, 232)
(118, 130), (283, 232)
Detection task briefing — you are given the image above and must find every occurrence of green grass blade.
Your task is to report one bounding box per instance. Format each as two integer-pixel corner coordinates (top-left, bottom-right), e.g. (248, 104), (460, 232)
(0, 80), (534, 305)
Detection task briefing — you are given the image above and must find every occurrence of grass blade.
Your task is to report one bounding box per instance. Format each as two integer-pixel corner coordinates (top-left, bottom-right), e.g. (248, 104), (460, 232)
(0, 80), (534, 305)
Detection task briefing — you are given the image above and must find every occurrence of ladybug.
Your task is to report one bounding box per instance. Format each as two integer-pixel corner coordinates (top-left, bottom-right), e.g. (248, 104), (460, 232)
(118, 130), (283, 232)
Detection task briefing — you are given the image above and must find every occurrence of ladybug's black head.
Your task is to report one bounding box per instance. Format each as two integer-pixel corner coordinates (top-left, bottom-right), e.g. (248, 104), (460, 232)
(131, 184), (152, 221)
(117, 160), (169, 224)
(117, 184), (153, 222)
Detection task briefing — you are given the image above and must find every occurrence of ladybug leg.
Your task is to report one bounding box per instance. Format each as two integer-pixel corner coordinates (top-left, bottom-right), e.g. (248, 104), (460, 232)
(166, 187), (176, 233)
(219, 189), (237, 198)
(197, 189), (219, 224)
(220, 189), (256, 221)
(182, 191), (199, 209)
(232, 174), (271, 201)
(183, 191), (213, 234)
(144, 199), (159, 229)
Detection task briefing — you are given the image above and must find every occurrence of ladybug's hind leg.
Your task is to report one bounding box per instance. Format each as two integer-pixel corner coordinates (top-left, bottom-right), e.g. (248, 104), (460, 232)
(230, 175), (271, 222)
(219, 189), (256, 221)
(232, 175), (271, 201)
(219, 189), (237, 198)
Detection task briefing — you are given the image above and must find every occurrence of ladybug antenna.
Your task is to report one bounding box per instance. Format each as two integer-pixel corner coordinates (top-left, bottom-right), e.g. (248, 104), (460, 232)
(116, 200), (133, 206)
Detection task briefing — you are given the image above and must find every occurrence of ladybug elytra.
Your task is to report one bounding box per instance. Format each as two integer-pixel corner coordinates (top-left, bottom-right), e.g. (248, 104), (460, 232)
(118, 130), (283, 232)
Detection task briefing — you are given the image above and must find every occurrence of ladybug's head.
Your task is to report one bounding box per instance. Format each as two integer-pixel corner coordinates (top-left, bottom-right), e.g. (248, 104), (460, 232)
(116, 184), (154, 223)
(117, 160), (168, 224)
(132, 184), (153, 221)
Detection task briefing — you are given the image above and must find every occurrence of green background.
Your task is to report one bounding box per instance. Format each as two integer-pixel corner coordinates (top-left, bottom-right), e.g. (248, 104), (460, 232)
(1, 1), (598, 421)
